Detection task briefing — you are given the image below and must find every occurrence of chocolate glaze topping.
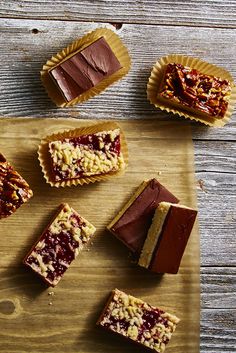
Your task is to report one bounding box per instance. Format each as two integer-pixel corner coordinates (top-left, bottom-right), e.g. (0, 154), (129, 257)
(50, 37), (122, 102)
(111, 179), (179, 254)
(150, 205), (197, 274)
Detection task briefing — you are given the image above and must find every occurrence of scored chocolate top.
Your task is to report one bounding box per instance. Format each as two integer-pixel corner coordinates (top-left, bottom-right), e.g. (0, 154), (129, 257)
(158, 63), (232, 118)
(50, 37), (122, 102)
(98, 289), (180, 353)
(110, 179), (179, 255)
(0, 153), (33, 219)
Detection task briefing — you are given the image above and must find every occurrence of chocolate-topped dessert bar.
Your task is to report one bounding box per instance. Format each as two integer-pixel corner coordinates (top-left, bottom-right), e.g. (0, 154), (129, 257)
(50, 37), (122, 102)
(139, 202), (197, 274)
(0, 153), (33, 219)
(158, 63), (232, 119)
(107, 179), (179, 254)
(97, 289), (180, 353)
(48, 128), (125, 182)
(23, 203), (96, 286)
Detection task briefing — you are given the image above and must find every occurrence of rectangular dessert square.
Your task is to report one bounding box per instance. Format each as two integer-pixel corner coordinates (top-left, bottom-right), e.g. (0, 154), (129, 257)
(48, 128), (125, 182)
(23, 203), (96, 286)
(107, 179), (179, 255)
(97, 288), (180, 353)
(0, 153), (33, 219)
(158, 63), (232, 119)
(50, 37), (122, 102)
(139, 202), (197, 274)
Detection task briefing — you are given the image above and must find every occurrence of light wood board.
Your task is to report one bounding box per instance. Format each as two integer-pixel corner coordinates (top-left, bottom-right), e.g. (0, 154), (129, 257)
(0, 118), (199, 353)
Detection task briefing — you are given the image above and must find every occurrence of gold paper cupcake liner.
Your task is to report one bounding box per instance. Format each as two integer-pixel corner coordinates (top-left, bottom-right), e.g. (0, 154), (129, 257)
(147, 54), (236, 127)
(38, 121), (129, 187)
(41, 28), (131, 107)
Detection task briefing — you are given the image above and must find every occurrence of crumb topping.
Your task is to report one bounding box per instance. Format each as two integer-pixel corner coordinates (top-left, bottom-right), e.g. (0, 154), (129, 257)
(48, 129), (125, 181)
(24, 203), (96, 286)
(99, 289), (179, 352)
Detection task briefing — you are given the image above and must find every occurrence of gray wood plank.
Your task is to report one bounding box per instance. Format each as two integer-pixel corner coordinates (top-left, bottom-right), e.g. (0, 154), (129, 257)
(196, 171), (236, 266)
(201, 309), (236, 353)
(0, 19), (235, 140)
(0, 0), (236, 28)
(201, 267), (236, 308)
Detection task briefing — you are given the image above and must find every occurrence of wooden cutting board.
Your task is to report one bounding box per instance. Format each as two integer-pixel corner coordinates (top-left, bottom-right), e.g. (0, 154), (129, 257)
(0, 118), (199, 353)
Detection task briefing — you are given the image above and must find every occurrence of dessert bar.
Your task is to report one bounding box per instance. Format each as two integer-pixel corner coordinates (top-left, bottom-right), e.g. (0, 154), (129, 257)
(50, 37), (122, 102)
(48, 128), (125, 182)
(24, 203), (96, 286)
(97, 288), (180, 352)
(107, 179), (179, 254)
(0, 153), (33, 219)
(158, 63), (232, 119)
(139, 202), (197, 274)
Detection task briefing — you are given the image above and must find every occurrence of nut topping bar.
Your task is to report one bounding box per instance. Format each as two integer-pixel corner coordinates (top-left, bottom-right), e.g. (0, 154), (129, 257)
(139, 202), (197, 274)
(48, 128), (125, 182)
(97, 289), (180, 353)
(50, 37), (122, 102)
(158, 63), (232, 119)
(107, 179), (179, 255)
(0, 153), (33, 219)
(23, 203), (96, 286)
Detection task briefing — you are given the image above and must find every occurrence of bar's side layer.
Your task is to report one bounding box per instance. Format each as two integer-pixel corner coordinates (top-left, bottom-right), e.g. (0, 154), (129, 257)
(138, 202), (171, 269)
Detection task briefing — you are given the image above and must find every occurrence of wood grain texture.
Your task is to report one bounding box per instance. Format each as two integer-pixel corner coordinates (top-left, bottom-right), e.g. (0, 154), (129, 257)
(201, 309), (236, 353)
(0, 20), (235, 141)
(0, 118), (200, 353)
(0, 0), (236, 28)
(0, 6), (235, 353)
(201, 267), (236, 308)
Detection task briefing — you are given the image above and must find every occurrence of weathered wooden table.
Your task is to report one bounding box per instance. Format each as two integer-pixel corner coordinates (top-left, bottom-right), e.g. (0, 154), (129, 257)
(0, 1), (235, 352)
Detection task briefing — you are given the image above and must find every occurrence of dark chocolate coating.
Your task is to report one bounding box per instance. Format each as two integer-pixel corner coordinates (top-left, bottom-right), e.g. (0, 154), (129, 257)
(80, 37), (121, 76)
(50, 66), (84, 101)
(150, 205), (197, 274)
(61, 54), (95, 90)
(111, 179), (179, 254)
(50, 37), (122, 102)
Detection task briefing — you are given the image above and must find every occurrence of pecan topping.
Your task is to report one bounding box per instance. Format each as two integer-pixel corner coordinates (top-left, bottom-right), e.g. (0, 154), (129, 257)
(0, 153), (33, 219)
(158, 63), (232, 119)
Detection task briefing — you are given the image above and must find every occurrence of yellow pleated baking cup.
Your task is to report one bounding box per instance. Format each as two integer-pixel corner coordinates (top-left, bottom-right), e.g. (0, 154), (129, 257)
(147, 54), (236, 127)
(41, 28), (131, 107)
(38, 121), (129, 187)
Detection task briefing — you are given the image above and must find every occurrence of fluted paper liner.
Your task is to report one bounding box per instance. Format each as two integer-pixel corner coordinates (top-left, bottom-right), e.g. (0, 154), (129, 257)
(38, 121), (128, 187)
(147, 54), (236, 127)
(41, 28), (131, 107)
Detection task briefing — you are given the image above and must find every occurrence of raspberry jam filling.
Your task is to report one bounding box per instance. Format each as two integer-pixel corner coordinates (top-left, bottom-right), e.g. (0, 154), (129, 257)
(98, 289), (180, 352)
(68, 133), (121, 154)
(49, 130), (122, 181)
(24, 204), (96, 286)
(26, 229), (80, 283)
(105, 305), (169, 343)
